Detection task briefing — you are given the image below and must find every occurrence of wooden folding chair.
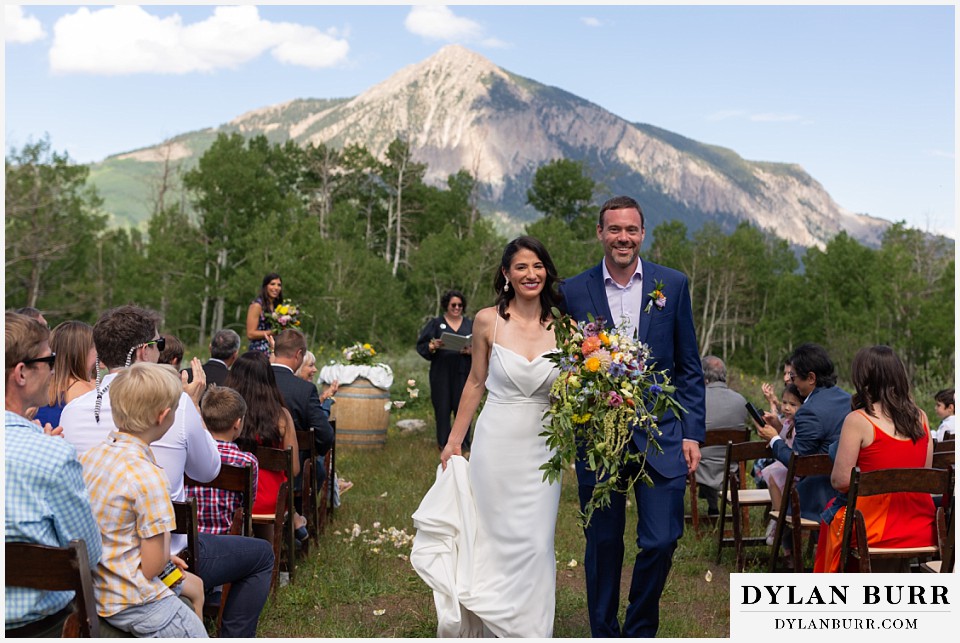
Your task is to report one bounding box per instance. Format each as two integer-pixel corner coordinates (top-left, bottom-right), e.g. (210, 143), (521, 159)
(920, 498), (954, 573)
(766, 452), (832, 572)
(185, 463), (255, 537)
(687, 427), (750, 534)
(327, 417), (337, 519)
(5, 539), (99, 637)
(839, 465), (954, 573)
(715, 440), (772, 571)
(296, 428), (321, 545)
(933, 449), (955, 469)
(185, 463), (254, 635)
(252, 445), (296, 591)
(172, 497), (199, 569)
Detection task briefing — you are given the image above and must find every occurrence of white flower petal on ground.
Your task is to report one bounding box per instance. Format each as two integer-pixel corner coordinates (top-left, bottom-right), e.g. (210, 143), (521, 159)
(373, 609), (385, 616)
(380, 491), (388, 497)
(705, 570), (713, 582)
(567, 559), (578, 568)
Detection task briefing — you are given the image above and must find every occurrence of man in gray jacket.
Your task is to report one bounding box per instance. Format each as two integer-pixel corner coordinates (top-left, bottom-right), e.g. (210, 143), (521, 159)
(695, 356), (749, 515)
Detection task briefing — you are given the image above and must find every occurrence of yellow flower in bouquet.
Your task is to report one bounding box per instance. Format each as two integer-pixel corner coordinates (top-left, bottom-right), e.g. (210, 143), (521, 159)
(540, 308), (687, 526)
(268, 299), (303, 332)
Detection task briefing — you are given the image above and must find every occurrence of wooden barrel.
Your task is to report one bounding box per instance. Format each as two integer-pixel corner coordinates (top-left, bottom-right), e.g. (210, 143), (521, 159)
(329, 377), (390, 448)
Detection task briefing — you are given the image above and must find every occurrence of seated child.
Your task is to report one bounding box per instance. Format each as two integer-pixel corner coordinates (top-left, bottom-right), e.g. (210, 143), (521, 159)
(80, 363), (207, 637)
(186, 385), (259, 534)
(933, 388), (955, 442)
(760, 383), (803, 544)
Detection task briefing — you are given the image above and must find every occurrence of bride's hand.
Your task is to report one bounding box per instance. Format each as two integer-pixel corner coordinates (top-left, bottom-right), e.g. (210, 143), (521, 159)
(440, 442), (462, 470)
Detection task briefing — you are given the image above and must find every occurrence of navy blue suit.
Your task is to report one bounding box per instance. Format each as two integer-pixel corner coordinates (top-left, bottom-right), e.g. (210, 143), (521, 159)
(560, 259), (705, 637)
(770, 384), (850, 521)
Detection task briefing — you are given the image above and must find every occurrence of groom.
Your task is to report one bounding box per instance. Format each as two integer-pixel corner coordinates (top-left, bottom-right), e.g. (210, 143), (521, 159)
(559, 195), (706, 637)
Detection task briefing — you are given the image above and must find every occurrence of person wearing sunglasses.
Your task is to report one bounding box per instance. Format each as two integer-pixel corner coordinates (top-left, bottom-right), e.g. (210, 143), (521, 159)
(59, 305), (274, 638)
(416, 289), (474, 451)
(5, 312), (102, 637)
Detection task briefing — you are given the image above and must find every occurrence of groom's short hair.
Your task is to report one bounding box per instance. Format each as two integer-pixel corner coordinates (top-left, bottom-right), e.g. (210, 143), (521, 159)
(598, 195), (645, 229)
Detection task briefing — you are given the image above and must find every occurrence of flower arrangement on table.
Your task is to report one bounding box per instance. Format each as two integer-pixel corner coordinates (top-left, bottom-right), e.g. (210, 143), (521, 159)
(342, 342), (379, 366)
(540, 308), (686, 526)
(267, 299), (304, 333)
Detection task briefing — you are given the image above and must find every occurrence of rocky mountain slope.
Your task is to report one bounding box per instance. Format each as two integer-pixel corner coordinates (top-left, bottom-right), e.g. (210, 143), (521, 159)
(91, 45), (890, 248)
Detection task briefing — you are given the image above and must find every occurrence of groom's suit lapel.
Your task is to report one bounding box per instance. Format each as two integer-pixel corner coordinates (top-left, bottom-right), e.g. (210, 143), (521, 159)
(586, 263), (614, 326)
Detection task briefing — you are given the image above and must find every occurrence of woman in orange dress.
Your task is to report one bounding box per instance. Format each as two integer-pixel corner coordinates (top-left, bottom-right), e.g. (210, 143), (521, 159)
(814, 345), (935, 573)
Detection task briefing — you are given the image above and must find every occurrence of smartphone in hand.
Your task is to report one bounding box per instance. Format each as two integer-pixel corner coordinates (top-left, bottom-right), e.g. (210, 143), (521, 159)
(745, 401), (766, 428)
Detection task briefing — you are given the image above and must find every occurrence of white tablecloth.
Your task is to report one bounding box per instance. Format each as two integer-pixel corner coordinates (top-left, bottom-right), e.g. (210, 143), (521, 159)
(319, 363), (394, 390)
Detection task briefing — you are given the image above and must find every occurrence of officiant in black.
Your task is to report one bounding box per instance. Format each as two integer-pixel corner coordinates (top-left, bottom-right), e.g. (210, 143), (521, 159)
(417, 289), (474, 450)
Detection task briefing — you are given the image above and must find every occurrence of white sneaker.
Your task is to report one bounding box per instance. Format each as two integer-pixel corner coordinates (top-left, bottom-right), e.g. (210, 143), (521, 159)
(765, 520), (777, 546)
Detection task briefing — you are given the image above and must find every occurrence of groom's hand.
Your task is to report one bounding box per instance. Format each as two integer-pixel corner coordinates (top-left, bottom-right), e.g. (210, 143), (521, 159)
(682, 439), (701, 474)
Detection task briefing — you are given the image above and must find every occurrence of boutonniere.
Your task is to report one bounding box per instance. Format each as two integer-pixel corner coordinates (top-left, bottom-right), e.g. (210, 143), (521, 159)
(644, 280), (667, 313)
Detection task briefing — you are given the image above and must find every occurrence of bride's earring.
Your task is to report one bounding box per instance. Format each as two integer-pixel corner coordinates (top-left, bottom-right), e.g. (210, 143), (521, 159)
(503, 281), (510, 293)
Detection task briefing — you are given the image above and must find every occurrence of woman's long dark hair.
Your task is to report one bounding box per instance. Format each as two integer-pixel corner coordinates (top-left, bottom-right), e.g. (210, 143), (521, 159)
(258, 272), (283, 313)
(850, 345), (925, 442)
(493, 236), (562, 323)
(224, 351), (287, 452)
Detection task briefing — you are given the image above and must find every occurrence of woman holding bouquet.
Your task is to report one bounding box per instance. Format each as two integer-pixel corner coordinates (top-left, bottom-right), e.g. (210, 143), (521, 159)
(246, 273), (282, 354)
(416, 289), (474, 450)
(412, 236), (563, 637)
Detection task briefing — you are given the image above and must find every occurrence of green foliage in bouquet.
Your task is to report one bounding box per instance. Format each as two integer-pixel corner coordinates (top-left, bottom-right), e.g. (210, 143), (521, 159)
(540, 308), (687, 526)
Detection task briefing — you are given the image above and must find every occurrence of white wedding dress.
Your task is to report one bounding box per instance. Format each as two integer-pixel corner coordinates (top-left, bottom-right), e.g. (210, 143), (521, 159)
(412, 338), (561, 638)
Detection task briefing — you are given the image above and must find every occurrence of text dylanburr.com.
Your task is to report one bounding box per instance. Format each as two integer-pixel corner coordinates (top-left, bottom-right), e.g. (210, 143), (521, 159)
(730, 574), (958, 639)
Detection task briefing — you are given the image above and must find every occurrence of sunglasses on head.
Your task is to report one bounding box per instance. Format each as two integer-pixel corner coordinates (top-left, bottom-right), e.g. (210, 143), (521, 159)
(22, 353), (56, 367)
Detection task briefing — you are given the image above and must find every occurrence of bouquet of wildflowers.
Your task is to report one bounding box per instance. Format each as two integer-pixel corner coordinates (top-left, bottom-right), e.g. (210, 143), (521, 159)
(540, 308), (686, 525)
(267, 299), (303, 333)
(342, 342), (379, 366)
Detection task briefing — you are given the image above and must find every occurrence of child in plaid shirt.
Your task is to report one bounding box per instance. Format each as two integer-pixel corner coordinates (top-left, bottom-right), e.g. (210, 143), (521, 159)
(80, 363), (207, 637)
(186, 386), (259, 534)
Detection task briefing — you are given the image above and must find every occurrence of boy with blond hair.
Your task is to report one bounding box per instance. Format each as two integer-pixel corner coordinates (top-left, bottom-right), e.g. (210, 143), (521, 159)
(186, 385), (259, 534)
(80, 363), (207, 637)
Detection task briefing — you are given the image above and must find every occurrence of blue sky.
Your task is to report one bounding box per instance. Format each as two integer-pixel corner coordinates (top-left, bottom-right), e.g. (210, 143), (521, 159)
(4, 3), (956, 236)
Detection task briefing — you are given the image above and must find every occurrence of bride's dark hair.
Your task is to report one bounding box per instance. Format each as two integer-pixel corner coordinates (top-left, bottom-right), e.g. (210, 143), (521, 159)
(494, 236), (562, 323)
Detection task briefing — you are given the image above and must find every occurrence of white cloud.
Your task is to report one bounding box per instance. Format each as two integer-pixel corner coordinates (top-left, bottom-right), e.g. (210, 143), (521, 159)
(927, 149), (955, 159)
(48, 5), (349, 75)
(5, 5), (46, 43)
(404, 6), (488, 43)
(581, 17), (602, 28)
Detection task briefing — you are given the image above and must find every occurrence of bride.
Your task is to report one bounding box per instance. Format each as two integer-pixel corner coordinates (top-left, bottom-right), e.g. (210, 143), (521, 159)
(412, 236), (563, 638)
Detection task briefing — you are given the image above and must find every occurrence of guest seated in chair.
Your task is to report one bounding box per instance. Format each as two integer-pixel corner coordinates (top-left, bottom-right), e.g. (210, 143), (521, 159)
(813, 345), (936, 572)
(4, 313), (102, 637)
(186, 386), (259, 535)
(225, 352), (305, 543)
(79, 363), (207, 636)
(695, 356), (749, 517)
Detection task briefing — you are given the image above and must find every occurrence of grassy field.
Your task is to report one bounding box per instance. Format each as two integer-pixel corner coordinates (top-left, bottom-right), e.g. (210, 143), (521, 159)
(254, 350), (752, 638)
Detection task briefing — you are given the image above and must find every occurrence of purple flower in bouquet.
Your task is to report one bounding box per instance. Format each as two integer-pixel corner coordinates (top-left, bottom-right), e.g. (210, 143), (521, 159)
(607, 391), (624, 407)
(608, 361), (627, 378)
(649, 384), (663, 396)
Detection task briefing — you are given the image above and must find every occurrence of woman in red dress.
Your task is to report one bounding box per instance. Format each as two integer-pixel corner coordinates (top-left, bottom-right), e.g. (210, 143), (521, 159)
(814, 345), (935, 572)
(224, 351), (304, 539)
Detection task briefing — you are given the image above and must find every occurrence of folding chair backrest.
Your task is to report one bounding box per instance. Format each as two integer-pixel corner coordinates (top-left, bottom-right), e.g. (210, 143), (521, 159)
(934, 440), (955, 453)
(5, 539), (100, 637)
(172, 498), (199, 569)
(185, 463), (255, 536)
(932, 450), (955, 469)
(705, 427), (751, 448)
